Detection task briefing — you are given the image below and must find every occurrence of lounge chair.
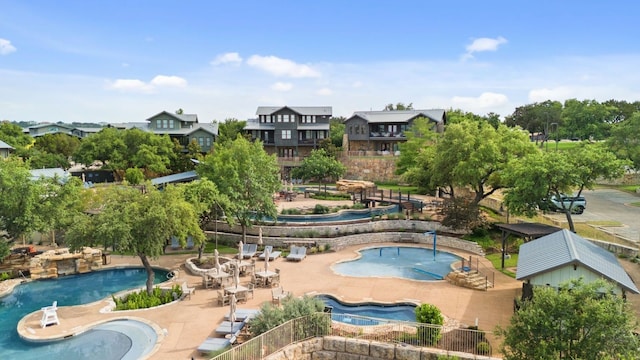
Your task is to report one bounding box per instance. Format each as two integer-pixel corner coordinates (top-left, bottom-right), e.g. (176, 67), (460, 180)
(181, 282), (195, 299)
(286, 246), (307, 261)
(40, 301), (59, 328)
(271, 287), (289, 306)
(186, 236), (194, 249)
(242, 243), (258, 259)
(197, 336), (236, 354)
(224, 309), (260, 322)
(215, 321), (245, 335)
(259, 245), (282, 261)
(170, 236), (181, 250)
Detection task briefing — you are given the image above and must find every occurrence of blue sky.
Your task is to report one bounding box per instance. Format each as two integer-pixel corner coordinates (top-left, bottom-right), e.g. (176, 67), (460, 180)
(1, 1), (639, 123)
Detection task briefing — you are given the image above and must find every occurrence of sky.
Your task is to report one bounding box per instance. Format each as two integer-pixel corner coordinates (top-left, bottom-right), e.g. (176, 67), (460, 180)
(1, 1), (639, 124)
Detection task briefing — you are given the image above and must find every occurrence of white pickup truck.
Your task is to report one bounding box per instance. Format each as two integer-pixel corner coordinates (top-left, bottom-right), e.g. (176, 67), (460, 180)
(546, 195), (586, 214)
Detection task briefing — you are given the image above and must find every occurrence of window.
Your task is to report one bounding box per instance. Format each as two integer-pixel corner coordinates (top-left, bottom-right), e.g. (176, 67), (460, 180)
(206, 137), (211, 147)
(169, 119), (174, 129)
(290, 114), (296, 122)
(157, 120), (162, 128)
(277, 114), (282, 122)
(281, 130), (291, 139)
(198, 137), (204, 146)
(163, 119), (168, 129)
(317, 131), (325, 139)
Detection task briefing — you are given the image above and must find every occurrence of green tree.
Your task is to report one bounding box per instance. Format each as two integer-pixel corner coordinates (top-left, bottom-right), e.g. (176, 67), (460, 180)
(504, 144), (626, 232)
(33, 133), (81, 158)
(562, 99), (613, 140)
(497, 279), (639, 360)
(415, 303), (444, 345)
(607, 112), (640, 170)
(249, 295), (327, 336)
(66, 184), (204, 294)
(25, 149), (70, 169)
(504, 100), (562, 145)
(0, 121), (33, 151)
(0, 158), (42, 247)
(291, 148), (346, 192)
(197, 135), (281, 242)
(384, 102), (413, 111)
(216, 118), (247, 145)
(34, 175), (84, 246)
(328, 116), (345, 149)
(396, 117), (439, 193)
(124, 168), (145, 185)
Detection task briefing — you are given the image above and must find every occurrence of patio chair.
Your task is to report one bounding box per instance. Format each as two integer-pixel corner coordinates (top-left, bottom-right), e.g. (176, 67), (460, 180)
(181, 282), (195, 299)
(225, 309), (260, 322)
(170, 236), (181, 250)
(246, 283), (255, 300)
(215, 321), (245, 335)
(236, 290), (247, 303)
(271, 287), (289, 306)
(40, 301), (59, 328)
(186, 236), (194, 249)
(216, 290), (230, 306)
(286, 246), (307, 261)
(242, 243), (258, 259)
(259, 245), (282, 261)
(201, 274), (213, 289)
(198, 336), (236, 355)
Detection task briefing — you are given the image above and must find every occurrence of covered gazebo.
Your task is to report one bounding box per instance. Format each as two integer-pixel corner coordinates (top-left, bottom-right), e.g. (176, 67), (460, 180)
(494, 222), (563, 269)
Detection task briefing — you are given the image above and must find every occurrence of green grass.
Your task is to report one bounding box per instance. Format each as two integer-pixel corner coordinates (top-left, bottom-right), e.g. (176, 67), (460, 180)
(540, 141), (581, 152)
(630, 202), (640, 207)
(486, 253), (518, 278)
(376, 182), (420, 194)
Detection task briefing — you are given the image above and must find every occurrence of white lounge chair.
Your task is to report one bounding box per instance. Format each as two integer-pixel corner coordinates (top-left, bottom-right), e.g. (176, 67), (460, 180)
(259, 245), (282, 261)
(224, 308), (260, 321)
(181, 282), (195, 299)
(197, 336), (236, 354)
(242, 243), (258, 259)
(286, 246), (307, 261)
(215, 321), (245, 335)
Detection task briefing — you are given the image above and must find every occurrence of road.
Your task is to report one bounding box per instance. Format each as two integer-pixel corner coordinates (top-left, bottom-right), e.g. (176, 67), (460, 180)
(546, 188), (640, 244)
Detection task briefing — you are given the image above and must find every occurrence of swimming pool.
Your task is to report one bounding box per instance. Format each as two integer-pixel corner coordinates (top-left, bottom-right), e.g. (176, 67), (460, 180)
(0, 267), (168, 359)
(317, 294), (417, 325)
(332, 246), (459, 281)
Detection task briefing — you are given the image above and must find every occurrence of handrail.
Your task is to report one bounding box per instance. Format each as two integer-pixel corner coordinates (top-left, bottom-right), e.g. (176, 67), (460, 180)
(460, 255), (495, 289)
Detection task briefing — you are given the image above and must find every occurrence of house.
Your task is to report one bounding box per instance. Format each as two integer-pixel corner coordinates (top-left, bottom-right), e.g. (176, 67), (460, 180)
(24, 123), (75, 138)
(516, 229), (639, 298)
(343, 109), (446, 154)
(144, 111), (218, 153)
(245, 106), (332, 159)
(0, 140), (14, 158)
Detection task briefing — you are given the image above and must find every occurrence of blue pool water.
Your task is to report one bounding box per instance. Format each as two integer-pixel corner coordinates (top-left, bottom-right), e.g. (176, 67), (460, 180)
(333, 246), (459, 281)
(0, 267), (168, 359)
(318, 294), (417, 324)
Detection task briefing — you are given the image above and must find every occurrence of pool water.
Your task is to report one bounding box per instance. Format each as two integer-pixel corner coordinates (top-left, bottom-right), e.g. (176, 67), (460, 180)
(0, 267), (167, 359)
(318, 294), (416, 324)
(332, 246), (459, 281)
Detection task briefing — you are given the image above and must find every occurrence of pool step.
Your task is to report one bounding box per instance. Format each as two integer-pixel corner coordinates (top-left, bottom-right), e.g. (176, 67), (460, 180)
(445, 270), (493, 291)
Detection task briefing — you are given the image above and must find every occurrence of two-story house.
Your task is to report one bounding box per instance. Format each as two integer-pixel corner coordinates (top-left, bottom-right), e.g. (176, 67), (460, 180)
(245, 106), (332, 158)
(143, 111), (218, 153)
(343, 109), (446, 154)
(24, 123), (75, 138)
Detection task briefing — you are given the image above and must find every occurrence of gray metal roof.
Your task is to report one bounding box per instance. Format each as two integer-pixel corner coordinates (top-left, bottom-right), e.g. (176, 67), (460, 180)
(297, 124), (330, 130)
(145, 111), (198, 123)
(30, 168), (70, 182)
(516, 229), (639, 294)
(0, 140), (14, 149)
(256, 106), (332, 116)
(348, 109), (446, 124)
(151, 170), (198, 185)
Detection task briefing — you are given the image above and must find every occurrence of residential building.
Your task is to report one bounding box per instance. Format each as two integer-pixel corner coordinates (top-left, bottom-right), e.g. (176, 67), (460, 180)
(0, 140), (13, 158)
(142, 111), (217, 153)
(24, 123), (74, 138)
(343, 109), (446, 154)
(245, 106), (331, 158)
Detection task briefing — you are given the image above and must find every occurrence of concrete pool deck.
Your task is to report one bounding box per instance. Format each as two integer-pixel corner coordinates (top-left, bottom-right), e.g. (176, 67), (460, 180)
(16, 243), (522, 360)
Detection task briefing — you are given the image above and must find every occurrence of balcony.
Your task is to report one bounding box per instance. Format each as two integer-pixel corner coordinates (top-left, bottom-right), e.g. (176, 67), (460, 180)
(369, 132), (405, 139)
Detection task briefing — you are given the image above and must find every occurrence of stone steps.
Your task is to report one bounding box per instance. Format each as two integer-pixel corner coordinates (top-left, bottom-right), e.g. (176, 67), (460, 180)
(445, 270), (493, 291)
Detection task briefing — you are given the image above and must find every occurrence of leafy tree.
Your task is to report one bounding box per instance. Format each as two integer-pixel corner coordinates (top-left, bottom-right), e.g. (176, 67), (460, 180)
(561, 99), (613, 140)
(504, 144), (627, 232)
(33, 133), (80, 158)
(169, 138), (201, 173)
(34, 175), (84, 246)
(25, 149), (70, 169)
(175, 108), (184, 114)
(124, 168), (145, 185)
(415, 303), (444, 345)
(497, 279), (639, 360)
(396, 117), (439, 193)
(0, 158), (42, 246)
(504, 100), (562, 144)
(197, 135), (281, 242)
(603, 99), (640, 124)
(384, 102), (413, 111)
(73, 127), (124, 167)
(607, 112), (640, 170)
(216, 118), (247, 145)
(328, 116), (345, 149)
(291, 148), (346, 192)
(181, 179), (233, 260)
(65, 184), (204, 294)
(0, 121), (33, 151)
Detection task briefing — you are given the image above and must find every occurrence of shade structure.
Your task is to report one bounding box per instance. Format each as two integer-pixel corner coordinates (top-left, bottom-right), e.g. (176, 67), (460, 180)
(238, 240), (243, 260)
(214, 249), (221, 273)
(234, 259), (240, 289)
(258, 227), (263, 245)
(264, 247), (270, 272)
(229, 293), (237, 333)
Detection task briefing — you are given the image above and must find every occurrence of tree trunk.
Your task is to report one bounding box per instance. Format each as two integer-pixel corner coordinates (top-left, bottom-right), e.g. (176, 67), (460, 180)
(564, 211), (576, 233)
(139, 254), (155, 295)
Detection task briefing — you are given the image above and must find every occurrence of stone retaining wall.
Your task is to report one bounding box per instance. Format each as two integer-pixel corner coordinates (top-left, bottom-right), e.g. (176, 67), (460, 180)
(264, 336), (500, 360)
(29, 247), (103, 280)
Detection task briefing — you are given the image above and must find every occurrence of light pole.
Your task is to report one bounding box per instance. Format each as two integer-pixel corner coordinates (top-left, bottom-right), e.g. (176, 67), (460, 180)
(550, 122), (559, 151)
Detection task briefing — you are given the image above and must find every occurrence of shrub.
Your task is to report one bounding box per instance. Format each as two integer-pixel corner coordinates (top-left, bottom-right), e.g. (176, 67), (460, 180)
(0, 272), (11, 281)
(112, 284), (182, 310)
(476, 341), (491, 355)
(313, 204), (330, 214)
(352, 203), (365, 210)
(250, 295), (329, 337)
(415, 303), (444, 345)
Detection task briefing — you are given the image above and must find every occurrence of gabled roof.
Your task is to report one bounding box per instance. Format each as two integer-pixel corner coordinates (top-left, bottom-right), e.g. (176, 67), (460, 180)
(30, 168), (70, 182)
(256, 106), (332, 116)
(347, 109), (446, 124)
(27, 123), (75, 130)
(151, 170), (198, 186)
(145, 111), (198, 123)
(0, 140), (14, 149)
(516, 229), (639, 294)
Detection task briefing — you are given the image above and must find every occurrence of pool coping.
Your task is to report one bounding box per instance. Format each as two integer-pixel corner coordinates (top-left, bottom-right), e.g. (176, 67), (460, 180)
(13, 264), (177, 360)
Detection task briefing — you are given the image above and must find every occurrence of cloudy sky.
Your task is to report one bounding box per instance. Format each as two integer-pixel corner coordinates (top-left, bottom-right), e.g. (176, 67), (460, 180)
(1, 1), (638, 123)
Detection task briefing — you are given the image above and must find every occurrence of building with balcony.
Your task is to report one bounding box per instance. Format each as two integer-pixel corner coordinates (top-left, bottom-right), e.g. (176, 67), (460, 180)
(343, 109), (446, 155)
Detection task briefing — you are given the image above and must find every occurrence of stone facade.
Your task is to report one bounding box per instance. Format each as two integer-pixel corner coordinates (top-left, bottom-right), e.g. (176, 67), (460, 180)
(340, 156), (400, 183)
(264, 336), (500, 360)
(28, 247), (103, 280)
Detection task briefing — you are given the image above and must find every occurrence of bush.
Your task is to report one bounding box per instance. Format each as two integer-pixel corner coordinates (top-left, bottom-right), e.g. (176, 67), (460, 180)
(351, 203), (365, 210)
(313, 204), (330, 214)
(0, 272), (11, 281)
(415, 303), (444, 345)
(250, 295), (329, 337)
(112, 284), (182, 310)
(476, 341), (491, 355)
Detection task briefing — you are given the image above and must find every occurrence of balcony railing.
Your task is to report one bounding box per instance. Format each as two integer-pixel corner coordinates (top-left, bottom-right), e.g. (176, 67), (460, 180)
(369, 132), (405, 138)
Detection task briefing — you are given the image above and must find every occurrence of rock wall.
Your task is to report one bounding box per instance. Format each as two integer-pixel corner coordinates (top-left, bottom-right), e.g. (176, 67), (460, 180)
(340, 156), (401, 183)
(29, 247), (103, 280)
(264, 336), (500, 360)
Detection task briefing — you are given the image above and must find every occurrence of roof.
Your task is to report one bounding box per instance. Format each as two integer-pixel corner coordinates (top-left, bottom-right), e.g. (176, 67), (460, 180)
(146, 111), (198, 123)
(347, 109), (446, 124)
(495, 222), (563, 241)
(516, 229), (639, 294)
(150, 171), (198, 186)
(0, 140), (14, 149)
(256, 106), (332, 116)
(30, 168), (70, 182)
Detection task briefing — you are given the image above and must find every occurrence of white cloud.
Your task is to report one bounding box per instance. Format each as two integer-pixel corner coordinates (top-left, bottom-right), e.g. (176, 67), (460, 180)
(463, 36), (507, 60)
(0, 38), (17, 55)
(317, 88), (333, 96)
(529, 86), (574, 102)
(271, 82), (293, 91)
(211, 52), (243, 66)
(150, 75), (188, 87)
(247, 55), (321, 78)
(451, 92), (509, 108)
(108, 79), (153, 93)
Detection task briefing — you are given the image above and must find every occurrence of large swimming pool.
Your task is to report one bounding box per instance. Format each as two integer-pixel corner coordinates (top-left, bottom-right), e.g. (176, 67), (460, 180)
(332, 246), (459, 281)
(0, 267), (168, 359)
(318, 294), (417, 325)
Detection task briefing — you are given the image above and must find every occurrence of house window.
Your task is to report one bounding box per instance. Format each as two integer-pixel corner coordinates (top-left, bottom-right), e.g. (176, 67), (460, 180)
(290, 114), (296, 122)
(157, 120), (162, 128)
(277, 115), (282, 122)
(317, 131), (325, 139)
(198, 137), (204, 146)
(206, 137), (211, 147)
(162, 119), (168, 129)
(169, 119), (174, 129)
(281, 130), (291, 139)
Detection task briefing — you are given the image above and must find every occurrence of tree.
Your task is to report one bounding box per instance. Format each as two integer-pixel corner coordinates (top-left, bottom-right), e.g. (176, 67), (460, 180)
(497, 279), (639, 360)
(216, 118), (247, 145)
(0, 158), (42, 247)
(504, 100), (562, 145)
(504, 144), (627, 232)
(396, 117), (439, 193)
(34, 175), (84, 246)
(328, 116), (345, 149)
(197, 135), (281, 242)
(65, 184), (204, 294)
(291, 148), (346, 192)
(607, 112), (640, 170)
(384, 102), (413, 111)
(562, 99), (613, 140)
(33, 133), (81, 158)
(0, 121), (33, 151)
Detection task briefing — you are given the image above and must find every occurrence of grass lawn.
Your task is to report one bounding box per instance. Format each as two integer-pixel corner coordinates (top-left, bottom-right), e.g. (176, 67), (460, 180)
(376, 183), (420, 194)
(540, 141), (581, 152)
(486, 253), (518, 278)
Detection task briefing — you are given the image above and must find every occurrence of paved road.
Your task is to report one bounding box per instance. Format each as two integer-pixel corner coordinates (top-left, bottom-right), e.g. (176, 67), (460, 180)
(546, 189), (640, 244)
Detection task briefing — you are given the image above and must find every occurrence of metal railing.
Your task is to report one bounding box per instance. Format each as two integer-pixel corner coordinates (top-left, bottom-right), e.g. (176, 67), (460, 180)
(208, 313), (493, 359)
(460, 256), (496, 289)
